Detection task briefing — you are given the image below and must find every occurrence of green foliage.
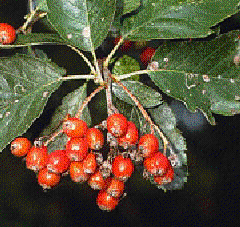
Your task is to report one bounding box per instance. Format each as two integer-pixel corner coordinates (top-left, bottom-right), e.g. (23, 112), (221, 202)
(149, 31), (240, 125)
(0, 54), (65, 152)
(46, 0), (116, 51)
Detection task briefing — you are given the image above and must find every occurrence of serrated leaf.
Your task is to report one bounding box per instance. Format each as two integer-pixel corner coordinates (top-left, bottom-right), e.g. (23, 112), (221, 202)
(0, 34), (65, 49)
(119, 0), (240, 40)
(149, 31), (240, 125)
(112, 55), (140, 81)
(0, 54), (65, 152)
(46, 0), (116, 51)
(41, 83), (91, 153)
(112, 81), (162, 107)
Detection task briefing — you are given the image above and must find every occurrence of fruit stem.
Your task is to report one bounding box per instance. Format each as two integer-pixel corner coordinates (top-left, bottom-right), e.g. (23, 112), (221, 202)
(60, 74), (95, 80)
(103, 67), (119, 116)
(44, 129), (63, 147)
(67, 45), (97, 76)
(75, 85), (105, 119)
(103, 36), (125, 68)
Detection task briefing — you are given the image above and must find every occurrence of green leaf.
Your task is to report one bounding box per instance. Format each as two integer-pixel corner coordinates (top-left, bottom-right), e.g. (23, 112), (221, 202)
(0, 34), (65, 48)
(113, 0), (141, 29)
(46, 0), (116, 51)
(123, 0), (141, 15)
(119, 0), (240, 40)
(0, 54), (65, 152)
(36, 0), (49, 11)
(112, 81), (162, 107)
(149, 31), (240, 125)
(41, 83), (91, 153)
(112, 55), (140, 81)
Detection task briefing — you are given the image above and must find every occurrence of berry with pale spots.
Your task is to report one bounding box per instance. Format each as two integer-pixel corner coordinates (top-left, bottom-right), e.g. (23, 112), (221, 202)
(66, 137), (88, 161)
(86, 128), (104, 150)
(47, 150), (70, 174)
(143, 152), (170, 175)
(63, 117), (88, 138)
(70, 161), (89, 183)
(107, 113), (128, 137)
(138, 134), (159, 158)
(11, 137), (31, 157)
(96, 190), (119, 211)
(26, 146), (49, 171)
(38, 167), (61, 189)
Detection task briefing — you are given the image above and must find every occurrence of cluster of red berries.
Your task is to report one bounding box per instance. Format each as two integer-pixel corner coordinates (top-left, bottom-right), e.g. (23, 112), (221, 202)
(10, 113), (174, 211)
(0, 23), (16, 45)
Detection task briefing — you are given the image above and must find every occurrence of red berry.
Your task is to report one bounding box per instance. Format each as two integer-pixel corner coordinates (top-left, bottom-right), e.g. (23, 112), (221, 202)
(88, 169), (106, 190)
(0, 23), (16, 45)
(114, 36), (132, 52)
(38, 167), (61, 189)
(138, 134), (159, 158)
(96, 190), (119, 211)
(118, 121), (138, 148)
(26, 146), (48, 171)
(66, 137), (88, 161)
(62, 117), (88, 138)
(143, 152), (170, 176)
(69, 161), (89, 183)
(82, 152), (97, 174)
(105, 177), (125, 198)
(11, 137), (31, 157)
(140, 47), (155, 65)
(107, 113), (128, 137)
(47, 150), (70, 174)
(86, 128), (104, 150)
(154, 165), (174, 185)
(112, 155), (134, 181)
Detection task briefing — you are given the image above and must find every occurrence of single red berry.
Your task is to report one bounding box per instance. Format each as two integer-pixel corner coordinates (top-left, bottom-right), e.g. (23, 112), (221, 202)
(107, 113), (128, 137)
(114, 36), (132, 52)
(143, 152), (171, 176)
(26, 146), (48, 171)
(62, 117), (88, 138)
(105, 177), (125, 198)
(86, 128), (104, 150)
(11, 137), (31, 157)
(66, 137), (88, 161)
(118, 121), (138, 148)
(82, 152), (97, 174)
(140, 47), (155, 65)
(154, 165), (174, 185)
(70, 161), (89, 183)
(96, 190), (119, 211)
(38, 167), (61, 189)
(0, 23), (16, 45)
(88, 169), (106, 190)
(138, 134), (159, 158)
(47, 150), (70, 174)
(112, 155), (134, 181)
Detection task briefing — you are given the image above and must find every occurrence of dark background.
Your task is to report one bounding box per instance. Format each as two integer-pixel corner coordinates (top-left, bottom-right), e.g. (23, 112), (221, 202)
(0, 1), (240, 226)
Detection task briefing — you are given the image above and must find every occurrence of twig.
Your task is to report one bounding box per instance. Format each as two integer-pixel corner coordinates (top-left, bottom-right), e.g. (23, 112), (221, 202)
(103, 36), (125, 68)
(67, 45), (97, 76)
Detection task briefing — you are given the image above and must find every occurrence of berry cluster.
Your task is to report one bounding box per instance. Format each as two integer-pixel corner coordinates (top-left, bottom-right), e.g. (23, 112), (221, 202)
(10, 113), (174, 211)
